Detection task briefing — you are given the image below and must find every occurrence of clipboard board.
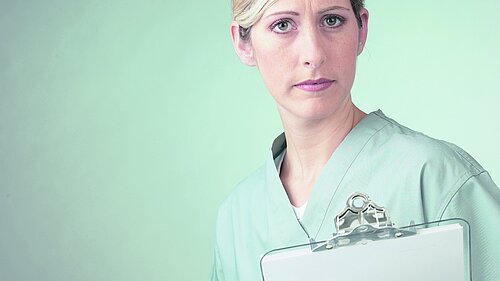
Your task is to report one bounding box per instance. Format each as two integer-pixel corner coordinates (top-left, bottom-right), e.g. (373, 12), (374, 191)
(260, 193), (471, 281)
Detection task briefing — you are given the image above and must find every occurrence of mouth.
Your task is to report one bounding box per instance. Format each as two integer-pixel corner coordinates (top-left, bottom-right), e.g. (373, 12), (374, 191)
(293, 78), (335, 92)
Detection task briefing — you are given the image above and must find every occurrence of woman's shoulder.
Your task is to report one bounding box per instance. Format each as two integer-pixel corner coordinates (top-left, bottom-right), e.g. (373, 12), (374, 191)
(356, 111), (496, 223)
(371, 110), (485, 175)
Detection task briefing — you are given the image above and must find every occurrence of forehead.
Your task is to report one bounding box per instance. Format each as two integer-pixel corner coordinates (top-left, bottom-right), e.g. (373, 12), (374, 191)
(263, 0), (352, 15)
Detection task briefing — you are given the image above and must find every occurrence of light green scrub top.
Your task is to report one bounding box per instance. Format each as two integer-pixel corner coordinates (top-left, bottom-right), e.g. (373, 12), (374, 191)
(210, 110), (500, 281)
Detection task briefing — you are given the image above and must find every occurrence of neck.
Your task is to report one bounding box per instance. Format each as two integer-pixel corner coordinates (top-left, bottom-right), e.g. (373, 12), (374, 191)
(278, 99), (365, 206)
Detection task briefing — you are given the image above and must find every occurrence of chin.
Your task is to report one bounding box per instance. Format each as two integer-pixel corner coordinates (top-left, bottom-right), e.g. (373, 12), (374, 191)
(293, 92), (354, 120)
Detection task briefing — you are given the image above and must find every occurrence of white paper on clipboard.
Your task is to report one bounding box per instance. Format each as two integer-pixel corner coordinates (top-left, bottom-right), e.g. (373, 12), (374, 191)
(261, 223), (467, 281)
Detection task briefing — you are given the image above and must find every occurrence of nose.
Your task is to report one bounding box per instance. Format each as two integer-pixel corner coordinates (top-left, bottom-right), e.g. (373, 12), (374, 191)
(299, 26), (326, 69)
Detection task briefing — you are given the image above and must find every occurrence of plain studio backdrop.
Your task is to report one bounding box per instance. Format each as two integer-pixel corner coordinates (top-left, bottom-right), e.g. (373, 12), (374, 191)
(0, 1), (498, 280)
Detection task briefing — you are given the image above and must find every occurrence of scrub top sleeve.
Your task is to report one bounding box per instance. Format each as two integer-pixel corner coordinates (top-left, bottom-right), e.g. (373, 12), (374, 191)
(440, 171), (500, 281)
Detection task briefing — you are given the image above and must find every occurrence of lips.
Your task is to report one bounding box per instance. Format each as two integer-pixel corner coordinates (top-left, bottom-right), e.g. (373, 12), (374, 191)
(294, 78), (334, 92)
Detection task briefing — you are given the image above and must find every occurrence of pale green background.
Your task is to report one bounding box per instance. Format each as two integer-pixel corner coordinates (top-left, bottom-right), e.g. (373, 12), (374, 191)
(0, 0), (498, 280)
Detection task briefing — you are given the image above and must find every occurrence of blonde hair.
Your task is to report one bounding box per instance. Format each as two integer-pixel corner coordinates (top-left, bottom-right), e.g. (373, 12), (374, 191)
(232, 0), (279, 29)
(232, 0), (365, 39)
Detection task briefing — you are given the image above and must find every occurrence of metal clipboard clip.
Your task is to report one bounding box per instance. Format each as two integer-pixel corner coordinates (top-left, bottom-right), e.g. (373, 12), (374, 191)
(312, 192), (417, 252)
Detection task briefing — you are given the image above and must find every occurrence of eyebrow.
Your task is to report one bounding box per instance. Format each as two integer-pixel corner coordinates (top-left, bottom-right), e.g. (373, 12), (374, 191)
(265, 6), (350, 18)
(265, 11), (299, 18)
(319, 5), (350, 14)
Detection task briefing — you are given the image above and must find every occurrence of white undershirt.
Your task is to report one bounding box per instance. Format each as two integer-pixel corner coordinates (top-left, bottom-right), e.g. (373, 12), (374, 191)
(292, 202), (308, 221)
(275, 149), (308, 221)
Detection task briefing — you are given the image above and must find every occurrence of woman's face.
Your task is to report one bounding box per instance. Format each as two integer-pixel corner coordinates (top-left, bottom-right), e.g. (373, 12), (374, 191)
(232, 0), (368, 121)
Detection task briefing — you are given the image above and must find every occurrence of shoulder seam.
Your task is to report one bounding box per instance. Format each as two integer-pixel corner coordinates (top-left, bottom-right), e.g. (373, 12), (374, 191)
(443, 142), (484, 174)
(373, 111), (420, 134)
(437, 170), (488, 221)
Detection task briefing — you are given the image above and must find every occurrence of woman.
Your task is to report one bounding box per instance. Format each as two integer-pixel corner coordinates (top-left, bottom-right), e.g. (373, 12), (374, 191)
(210, 0), (500, 280)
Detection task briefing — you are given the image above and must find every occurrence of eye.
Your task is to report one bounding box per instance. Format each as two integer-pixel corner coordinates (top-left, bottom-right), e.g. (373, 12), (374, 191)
(322, 15), (344, 28)
(270, 19), (295, 34)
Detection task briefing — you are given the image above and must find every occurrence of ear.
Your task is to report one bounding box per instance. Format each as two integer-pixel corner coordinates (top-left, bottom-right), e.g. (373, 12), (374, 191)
(357, 8), (369, 55)
(230, 21), (256, 66)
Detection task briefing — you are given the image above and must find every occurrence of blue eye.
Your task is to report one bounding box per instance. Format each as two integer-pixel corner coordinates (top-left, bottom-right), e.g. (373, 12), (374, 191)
(271, 19), (294, 33)
(322, 15), (344, 28)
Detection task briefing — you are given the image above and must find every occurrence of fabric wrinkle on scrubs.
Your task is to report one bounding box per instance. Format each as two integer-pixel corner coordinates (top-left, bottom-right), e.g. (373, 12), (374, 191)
(209, 110), (500, 281)
(274, 149), (308, 221)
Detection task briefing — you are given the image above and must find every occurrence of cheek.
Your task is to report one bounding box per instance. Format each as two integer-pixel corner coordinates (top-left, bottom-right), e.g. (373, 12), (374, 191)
(326, 40), (360, 88)
(253, 42), (294, 91)
(328, 37), (359, 68)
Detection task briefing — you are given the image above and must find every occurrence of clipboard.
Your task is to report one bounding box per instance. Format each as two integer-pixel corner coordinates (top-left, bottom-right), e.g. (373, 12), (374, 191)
(260, 193), (471, 281)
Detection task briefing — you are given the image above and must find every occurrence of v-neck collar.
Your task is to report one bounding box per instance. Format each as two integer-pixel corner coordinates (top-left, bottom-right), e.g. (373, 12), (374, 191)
(265, 110), (390, 243)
